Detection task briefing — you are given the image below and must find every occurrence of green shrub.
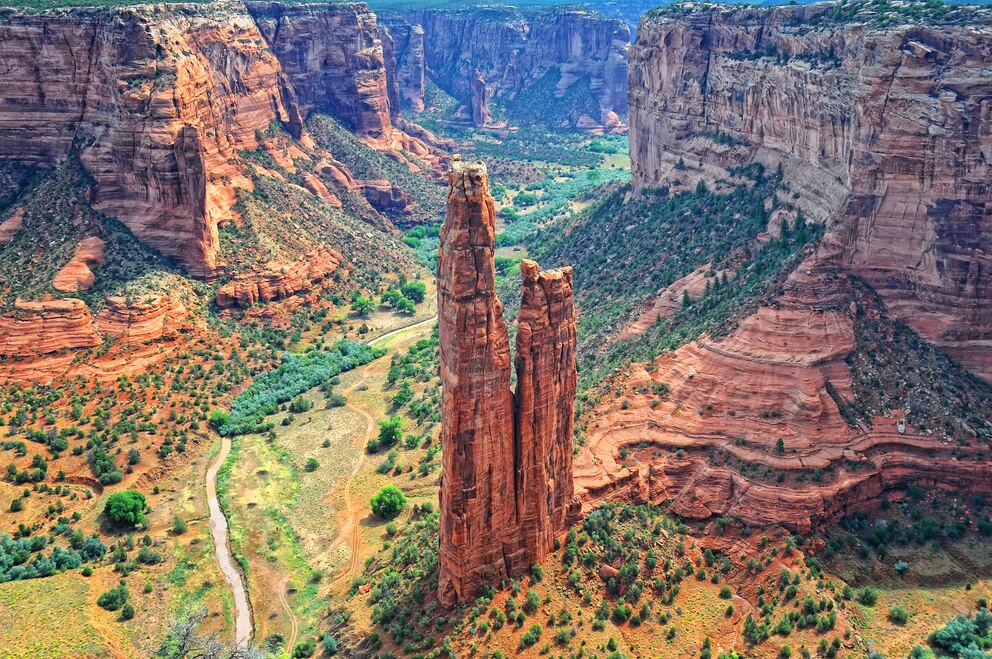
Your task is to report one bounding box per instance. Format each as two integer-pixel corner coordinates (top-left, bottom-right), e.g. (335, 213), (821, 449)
(370, 485), (406, 520)
(104, 491), (147, 527)
(888, 606), (909, 625)
(97, 584), (129, 611)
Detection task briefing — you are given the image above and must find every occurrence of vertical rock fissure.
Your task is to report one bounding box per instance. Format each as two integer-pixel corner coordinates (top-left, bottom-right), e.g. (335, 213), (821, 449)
(437, 157), (578, 606)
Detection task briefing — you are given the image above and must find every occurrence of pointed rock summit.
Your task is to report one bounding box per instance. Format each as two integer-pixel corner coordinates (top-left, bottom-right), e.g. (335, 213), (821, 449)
(437, 157), (578, 606)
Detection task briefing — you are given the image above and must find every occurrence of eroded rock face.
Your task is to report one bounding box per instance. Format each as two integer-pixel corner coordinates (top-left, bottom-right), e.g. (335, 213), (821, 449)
(0, 2), (442, 280)
(53, 237), (105, 293)
(470, 70), (491, 127)
(247, 2), (393, 140)
(438, 160), (577, 605)
(0, 6), (298, 278)
(514, 260), (578, 567)
(0, 299), (100, 356)
(629, 5), (992, 380)
(215, 248), (343, 309)
(96, 295), (190, 344)
(385, 22), (426, 113)
(383, 7), (629, 130)
(437, 159), (517, 606)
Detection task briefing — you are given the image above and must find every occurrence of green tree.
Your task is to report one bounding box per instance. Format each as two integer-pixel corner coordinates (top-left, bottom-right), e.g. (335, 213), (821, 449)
(208, 409), (230, 429)
(351, 295), (374, 316)
(97, 584), (129, 611)
(370, 484), (406, 520)
(400, 281), (426, 304)
(377, 416), (403, 447)
(304, 458), (320, 472)
(172, 516), (187, 535)
(104, 491), (147, 527)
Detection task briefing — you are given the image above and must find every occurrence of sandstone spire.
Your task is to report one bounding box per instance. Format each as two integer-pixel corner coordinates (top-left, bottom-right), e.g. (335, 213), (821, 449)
(437, 157), (516, 606)
(437, 157), (578, 606)
(514, 260), (577, 567)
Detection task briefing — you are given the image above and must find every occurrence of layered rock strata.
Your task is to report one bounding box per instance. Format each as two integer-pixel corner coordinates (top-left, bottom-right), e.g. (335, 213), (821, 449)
(438, 159), (577, 605)
(628, 4), (992, 380)
(575, 238), (992, 532)
(96, 295), (190, 344)
(383, 7), (629, 130)
(215, 248), (343, 309)
(0, 299), (101, 355)
(0, 2), (440, 279)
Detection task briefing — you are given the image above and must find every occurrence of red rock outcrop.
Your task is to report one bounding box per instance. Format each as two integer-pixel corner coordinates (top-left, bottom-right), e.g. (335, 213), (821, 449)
(437, 158), (518, 606)
(0, 6), (300, 278)
(384, 22), (426, 113)
(574, 236), (992, 532)
(215, 248), (343, 309)
(0, 2), (444, 280)
(437, 159), (578, 605)
(514, 260), (578, 566)
(52, 237), (105, 293)
(382, 7), (629, 130)
(628, 5), (992, 380)
(0, 209), (23, 247)
(0, 299), (100, 356)
(96, 295), (190, 344)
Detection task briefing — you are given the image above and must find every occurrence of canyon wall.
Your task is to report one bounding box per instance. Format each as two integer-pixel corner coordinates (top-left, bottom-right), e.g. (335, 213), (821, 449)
(575, 5), (992, 532)
(438, 159), (576, 605)
(0, 1), (426, 279)
(628, 4), (992, 381)
(382, 7), (629, 129)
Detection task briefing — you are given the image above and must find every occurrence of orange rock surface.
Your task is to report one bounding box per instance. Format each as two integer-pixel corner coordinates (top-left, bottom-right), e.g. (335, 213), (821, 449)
(437, 158), (518, 606)
(215, 248), (344, 309)
(96, 295), (190, 344)
(0, 298), (100, 356)
(438, 159), (577, 605)
(514, 260), (579, 566)
(574, 240), (992, 532)
(629, 5), (992, 381)
(0, 209), (23, 247)
(52, 237), (105, 293)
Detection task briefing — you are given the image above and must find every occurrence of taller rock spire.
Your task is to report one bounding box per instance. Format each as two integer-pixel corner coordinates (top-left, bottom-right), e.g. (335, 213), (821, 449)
(437, 157), (577, 606)
(437, 158), (517, 606)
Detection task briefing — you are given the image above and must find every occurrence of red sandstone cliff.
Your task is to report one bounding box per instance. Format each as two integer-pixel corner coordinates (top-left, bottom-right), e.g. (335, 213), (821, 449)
(628, 4), (992, 381)
(574, 5), (992, 531)
(0, 2), (442, 280)
(438, 159), (578, 605)
(382, 7), (629, 130)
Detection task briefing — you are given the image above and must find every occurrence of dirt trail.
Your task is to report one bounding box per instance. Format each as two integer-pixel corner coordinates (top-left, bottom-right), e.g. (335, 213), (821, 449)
(278, 575), (299, 652)
(206, 436), (253, 647)
(328, 315), (437, 593)
(207, 313), (437, 645)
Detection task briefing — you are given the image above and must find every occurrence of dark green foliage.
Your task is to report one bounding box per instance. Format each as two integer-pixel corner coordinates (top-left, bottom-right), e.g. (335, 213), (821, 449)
(371, 485), (407, 520)
(889, 606), (909, 625)
(292, 638), (317, 658)
(104, 491), (147, 527)
(523, 168), (822, 388)
(306, 114), (443, 227)
(223, 341), (383, 436)
(400, 281), (426, 304)
(97, 584), (129, 611)
(504, 68), (599, 128)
